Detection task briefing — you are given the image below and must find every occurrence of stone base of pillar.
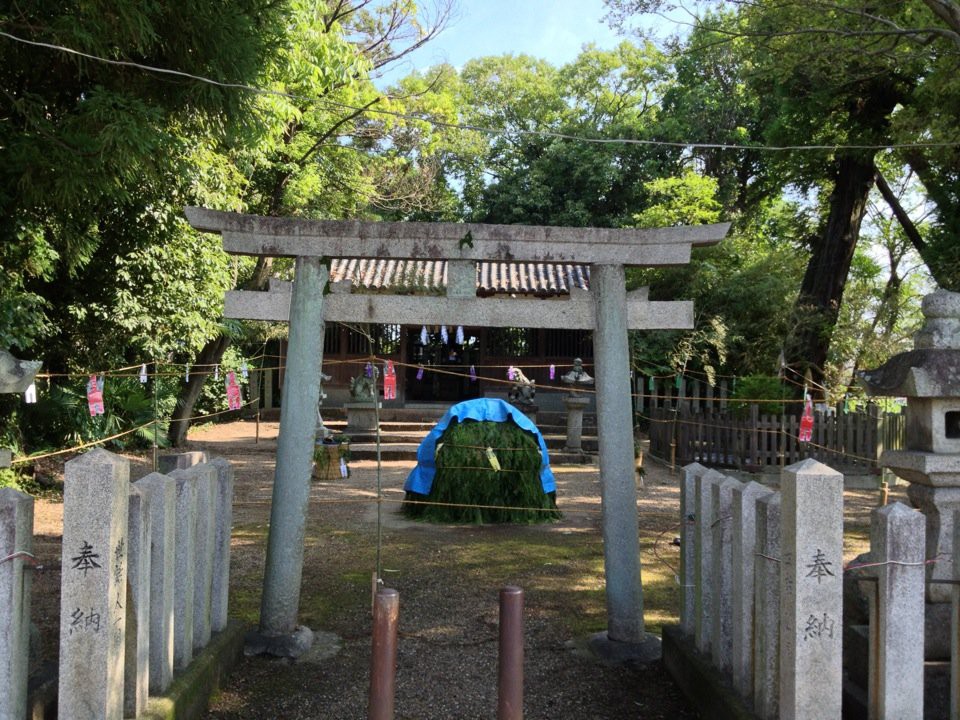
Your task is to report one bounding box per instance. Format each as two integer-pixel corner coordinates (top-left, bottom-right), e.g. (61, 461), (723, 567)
(244, 625), (315, 658)
(344, 402), (381, 432)
(582, 630), (662, 665)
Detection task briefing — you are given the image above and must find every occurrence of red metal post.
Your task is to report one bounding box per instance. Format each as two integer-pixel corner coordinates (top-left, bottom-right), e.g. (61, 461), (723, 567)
(498, 586), (524, 720)
(368, 587), (399, 720)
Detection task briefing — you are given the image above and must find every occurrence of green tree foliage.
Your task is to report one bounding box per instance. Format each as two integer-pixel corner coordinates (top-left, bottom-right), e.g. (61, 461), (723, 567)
(446, 43), (680, 227)
(605, 0), (960, 392)
(0, 0), (289, 356)
(402, 420), (559, 524)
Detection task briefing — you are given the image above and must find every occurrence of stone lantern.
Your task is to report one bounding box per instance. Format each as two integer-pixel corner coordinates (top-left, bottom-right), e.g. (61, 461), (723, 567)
(561, 358), (595, 453)
(860, 290), (960, 606)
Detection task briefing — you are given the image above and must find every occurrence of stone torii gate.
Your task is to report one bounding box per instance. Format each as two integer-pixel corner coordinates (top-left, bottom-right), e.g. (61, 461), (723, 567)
(185, 206), (728, 654)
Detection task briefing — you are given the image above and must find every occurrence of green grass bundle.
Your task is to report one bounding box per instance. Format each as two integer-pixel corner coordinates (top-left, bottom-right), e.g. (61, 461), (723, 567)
(403, 419), (560, 524)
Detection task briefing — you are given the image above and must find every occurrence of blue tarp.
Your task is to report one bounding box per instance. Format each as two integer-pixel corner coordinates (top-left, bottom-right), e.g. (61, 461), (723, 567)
(404, 398), (556, 496)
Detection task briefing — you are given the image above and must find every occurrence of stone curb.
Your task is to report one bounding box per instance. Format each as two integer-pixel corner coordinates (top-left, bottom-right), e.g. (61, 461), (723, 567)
(137, 618), (247, 720)
(26, 619), (246, 720)
(661, 625), (758, 720)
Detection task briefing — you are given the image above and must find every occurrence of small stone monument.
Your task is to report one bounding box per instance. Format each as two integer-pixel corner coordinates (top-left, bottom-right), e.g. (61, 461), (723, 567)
(344, 368), (380, 433)
(0, 350), (41, 395)
(0, 350), (40, 469)
(507, 366), (537, 407)
(561, 358), (594, 453)
(860, 289), (960, 657)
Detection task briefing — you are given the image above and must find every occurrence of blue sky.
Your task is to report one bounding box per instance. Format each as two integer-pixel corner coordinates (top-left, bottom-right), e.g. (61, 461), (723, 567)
(377, 0), (625, 84)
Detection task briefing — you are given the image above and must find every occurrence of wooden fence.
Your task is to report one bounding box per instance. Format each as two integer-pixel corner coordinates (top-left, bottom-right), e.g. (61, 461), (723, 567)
(646, 402), (905, 474)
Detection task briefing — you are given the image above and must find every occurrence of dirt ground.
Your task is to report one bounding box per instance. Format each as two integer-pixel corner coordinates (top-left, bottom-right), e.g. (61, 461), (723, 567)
(27, 418), (895, 719)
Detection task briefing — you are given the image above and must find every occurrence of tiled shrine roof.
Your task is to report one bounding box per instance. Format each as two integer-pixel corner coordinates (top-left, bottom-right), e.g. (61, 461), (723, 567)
(329, 259), (590, 297)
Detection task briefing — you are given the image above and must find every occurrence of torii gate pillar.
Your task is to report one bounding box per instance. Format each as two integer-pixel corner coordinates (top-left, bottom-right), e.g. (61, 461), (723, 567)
(257, 257), (328, 645)
(593, 264), (645, 643)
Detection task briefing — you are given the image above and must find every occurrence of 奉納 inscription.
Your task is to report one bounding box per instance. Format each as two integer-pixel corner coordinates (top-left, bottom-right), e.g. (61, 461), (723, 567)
(802, 611), (835, 641)
(805, 548), (835, 584)
(71, 541), (101, 575)
(69, 607), (101, 634)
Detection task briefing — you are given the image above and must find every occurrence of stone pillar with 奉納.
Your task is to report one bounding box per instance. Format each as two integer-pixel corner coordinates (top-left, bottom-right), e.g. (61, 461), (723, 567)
(58, 449), (130, 720)
(779, 459), (844, 720)
(0, 488), (33, 720)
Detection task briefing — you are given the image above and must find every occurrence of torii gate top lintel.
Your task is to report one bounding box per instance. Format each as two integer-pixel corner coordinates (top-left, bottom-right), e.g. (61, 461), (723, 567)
(184, 206), (729, 266)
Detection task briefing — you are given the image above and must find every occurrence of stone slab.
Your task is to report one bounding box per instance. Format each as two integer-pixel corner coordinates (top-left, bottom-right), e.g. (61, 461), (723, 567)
(0, 448), (11, 468)
(209, 458), (234, 633)
(0, 488), (33, 720)
(695, 470), (725, 654)
(187, 465), (217, 650)
(169, 469), (197, 670)
(754, 491), (782, 720)
(711, 476), (740, 674)
(133, 472), (177, 693)
(680, 463), (708, 636)
(869, 502), (925, 720)
(731, 480), (773, 699)
(125, 486), (151, 718)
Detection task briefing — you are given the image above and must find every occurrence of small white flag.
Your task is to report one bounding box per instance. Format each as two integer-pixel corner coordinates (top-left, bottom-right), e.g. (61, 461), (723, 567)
(339, 458), (349, 478)
(456, 325), (464, 344)
(441, 325), (449, 344)
(214, 365), (220, 381)
(139, 363), (148, 383)
(420, 325), (428, 345)
(24, 383), (37, 404)
(241, 361), (248, 379)
(185, 364), (190, 383)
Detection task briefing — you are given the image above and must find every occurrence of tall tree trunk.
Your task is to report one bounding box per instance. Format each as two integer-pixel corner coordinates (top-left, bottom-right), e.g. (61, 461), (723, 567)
(166, 256), (275, 446)
(785, 154), (877, 394)
(167, 334), (233, 447)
